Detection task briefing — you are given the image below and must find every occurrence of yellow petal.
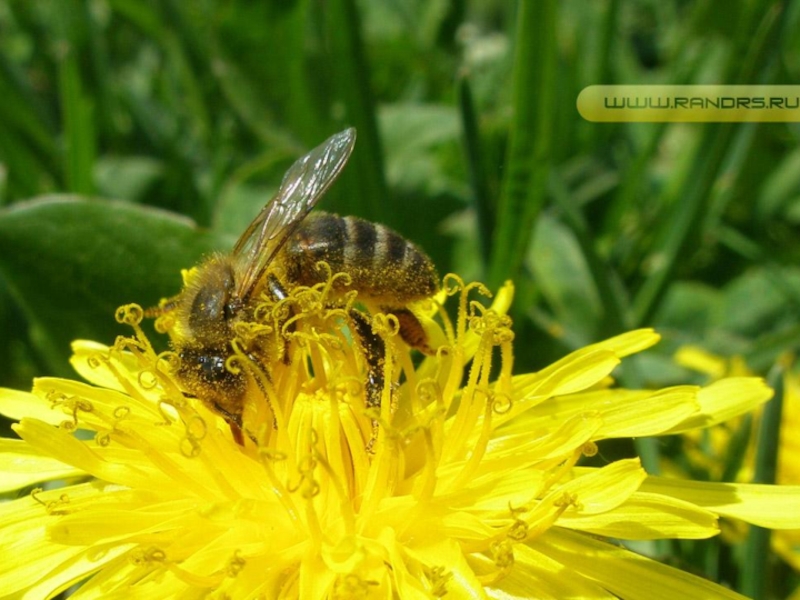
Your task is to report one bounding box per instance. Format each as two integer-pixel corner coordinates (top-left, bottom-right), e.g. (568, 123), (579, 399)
(0, 535), (85, 598)
(482, 544), (618, 599)
(405, 537), (487, 599)
(514, 348), (621, 399)
(556, 459), (646, 515)
(558, 491), (719, 539)
(481, 415), (602, 470)
(30, 377), (183, 450)
(588, 328), (661, 357)
(19, 544), (131, 600)
(0, 439), (83, 492)
(588, 386), (700, 438)
(674, 346), (729, 378)
(497, 330), (660, 427)
(432, 467), (547, 514)
(500, 386), (699, 440)
(68, 567), (187, 599)
(13, 419), (154, 489)
(33, 377), (162, 421)
(640, 476), (800, 529)
(534, 528), (749, 600)
(69, 340), (143, 393)
(490, 280), (515, 316)
(0, 486), (111, 597)
(298, 553), (337, 599)
(663, 378), (773, 434)
(495, 354), (621, 429)
(0, 388), (64, 426)
(47, 502), (193, 547)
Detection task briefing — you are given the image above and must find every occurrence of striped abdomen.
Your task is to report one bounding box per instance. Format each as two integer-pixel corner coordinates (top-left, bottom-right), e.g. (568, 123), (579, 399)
(280, 212), (438, 303)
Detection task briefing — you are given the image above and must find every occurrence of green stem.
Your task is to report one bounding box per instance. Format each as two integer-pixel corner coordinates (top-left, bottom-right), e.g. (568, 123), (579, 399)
(739, 361), (785, 599)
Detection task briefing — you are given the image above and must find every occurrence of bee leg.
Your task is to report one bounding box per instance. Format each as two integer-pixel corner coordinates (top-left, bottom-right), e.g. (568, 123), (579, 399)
(211, 363), (273, 443)
(266, 274), (295, 365)
(266, 273), (289, 302)
(384, 306), (435, 355)
(229, 421), (245, 446)
(211, 402), (248, 446)
(348, 309), (386, 450)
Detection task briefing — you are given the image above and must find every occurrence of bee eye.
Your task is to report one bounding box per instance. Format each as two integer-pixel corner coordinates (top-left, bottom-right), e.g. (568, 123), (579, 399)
(190, 284), (230, 326)
(187, 262), (236, 332)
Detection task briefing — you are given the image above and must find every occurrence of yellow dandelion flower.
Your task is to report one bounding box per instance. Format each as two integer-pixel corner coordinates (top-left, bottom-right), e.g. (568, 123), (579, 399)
(2, 275), (800, 599)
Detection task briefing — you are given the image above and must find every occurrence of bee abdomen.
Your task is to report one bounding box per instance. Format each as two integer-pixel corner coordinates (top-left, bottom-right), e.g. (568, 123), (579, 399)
(285, 212), (438, 300)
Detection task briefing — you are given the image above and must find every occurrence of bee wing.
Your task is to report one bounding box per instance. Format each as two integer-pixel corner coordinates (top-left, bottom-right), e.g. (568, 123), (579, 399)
(232, 127), (357, 300)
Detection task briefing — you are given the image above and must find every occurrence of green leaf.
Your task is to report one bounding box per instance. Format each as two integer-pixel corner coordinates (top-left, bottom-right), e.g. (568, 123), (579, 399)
(0, 196), (220, 374)
(756, 148), (800, 221)
(378, 103), (461, 196)
(526, 213), (602, 348)
(721, 267), (800, 337)
(94, 156), (164, 203)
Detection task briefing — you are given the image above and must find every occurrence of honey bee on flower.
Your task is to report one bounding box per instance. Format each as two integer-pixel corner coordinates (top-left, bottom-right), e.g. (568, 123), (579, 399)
(148, 128), (439, 435)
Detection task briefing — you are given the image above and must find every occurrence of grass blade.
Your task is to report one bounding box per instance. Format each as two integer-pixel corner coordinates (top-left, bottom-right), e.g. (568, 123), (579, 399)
(739, 360), (786, 599)
(488, 0), (556, 289)
(55, 2), (96, 196)
(325, 0), (386, 221)
(633, 4), (786, 327)
(458, 74), (492, 274)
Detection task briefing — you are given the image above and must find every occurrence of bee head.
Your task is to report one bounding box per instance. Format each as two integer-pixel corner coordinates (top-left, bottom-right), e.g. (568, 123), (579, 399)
(177, 346), (246, 425)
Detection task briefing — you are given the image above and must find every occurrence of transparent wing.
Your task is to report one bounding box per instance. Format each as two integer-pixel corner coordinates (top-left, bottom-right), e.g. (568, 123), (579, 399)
(232, 127), (356, 300)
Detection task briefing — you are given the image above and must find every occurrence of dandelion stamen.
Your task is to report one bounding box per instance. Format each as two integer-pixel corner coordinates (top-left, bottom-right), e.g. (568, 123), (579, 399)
(442, 316), (494, 464)
(257, 448), (303, 529)
(413, 426), (439, 501)
(31, 488), (71, 515)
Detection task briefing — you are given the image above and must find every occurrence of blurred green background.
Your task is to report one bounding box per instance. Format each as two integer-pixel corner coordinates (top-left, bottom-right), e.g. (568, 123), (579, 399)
(1, 0), (799, 597)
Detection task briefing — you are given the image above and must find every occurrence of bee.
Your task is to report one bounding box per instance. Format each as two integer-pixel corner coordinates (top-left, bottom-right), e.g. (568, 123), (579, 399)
(150, 128), (439, 431)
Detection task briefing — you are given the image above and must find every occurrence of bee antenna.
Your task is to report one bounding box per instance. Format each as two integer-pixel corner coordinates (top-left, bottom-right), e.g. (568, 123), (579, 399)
(143, 296), (179, 319)
(143, 306), (163, 319)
